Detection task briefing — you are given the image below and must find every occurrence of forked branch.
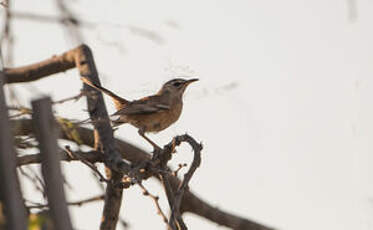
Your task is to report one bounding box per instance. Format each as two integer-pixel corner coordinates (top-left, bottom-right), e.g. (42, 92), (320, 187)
(6, 44), (276, 230)
(166, 135), (202, 229)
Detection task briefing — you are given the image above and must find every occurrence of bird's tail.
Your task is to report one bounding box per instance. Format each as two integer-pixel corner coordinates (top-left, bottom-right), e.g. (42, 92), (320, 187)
(81, 77), (129, 109)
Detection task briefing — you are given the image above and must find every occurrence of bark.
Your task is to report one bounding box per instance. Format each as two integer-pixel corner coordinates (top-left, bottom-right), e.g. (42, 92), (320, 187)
(12, 118), (275, 230)
(31, 97), (73, 230)
(0, 73), (27, 230)
(5, 45), (276, 230)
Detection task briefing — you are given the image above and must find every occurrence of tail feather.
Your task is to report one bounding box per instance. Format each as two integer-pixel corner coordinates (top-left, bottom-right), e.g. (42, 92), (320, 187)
(81, 77), (128, 109)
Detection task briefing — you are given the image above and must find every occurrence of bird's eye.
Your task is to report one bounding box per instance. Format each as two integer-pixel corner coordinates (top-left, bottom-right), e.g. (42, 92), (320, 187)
(173, 82), (182, 87)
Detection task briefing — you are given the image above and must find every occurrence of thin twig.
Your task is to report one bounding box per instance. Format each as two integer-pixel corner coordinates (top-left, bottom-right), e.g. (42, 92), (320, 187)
(12, 118), (275, 230)
(119, 218), (129, 229)
(11, 11), (95, 27)
(64, 145), (109, 183)
(27, 194), (105, 209)
(138, 182), (172, 229)
(14, 136), (37, 149)
(53, 91), (85, 105)
(172, 163), (187, 177)
(17, 149), (103, 166)
(18, 166), (47, 198)
(8, 106), (32, 118)
(6, 41), (276, 229)
(24, 199), (45, 207)
(55, 0), (83, 44)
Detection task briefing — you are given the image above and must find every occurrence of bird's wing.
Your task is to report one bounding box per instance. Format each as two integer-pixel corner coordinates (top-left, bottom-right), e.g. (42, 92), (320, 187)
(112, 95), (170, 115)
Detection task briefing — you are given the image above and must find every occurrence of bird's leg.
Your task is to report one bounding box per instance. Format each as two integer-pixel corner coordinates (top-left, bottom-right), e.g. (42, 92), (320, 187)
(138, 129), (162, 151)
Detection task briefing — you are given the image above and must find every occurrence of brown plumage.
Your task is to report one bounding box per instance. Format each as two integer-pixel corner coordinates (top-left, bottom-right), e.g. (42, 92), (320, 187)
(81, 77), (198, 149)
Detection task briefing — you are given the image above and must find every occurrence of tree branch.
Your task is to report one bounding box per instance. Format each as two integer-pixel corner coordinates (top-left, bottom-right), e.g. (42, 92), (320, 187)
(27, 194), (105, 209)
(166, 135), (202, 229)
(64, 145), (109, 183)
(138, 182), (171, 228)
(11, 118), (275, 230)
(73, 45), (127, 230)
(3, 50), (76, 84)
(17, 149), (103, 166)
(4, 44), (129, 229)
(4, 44), (275, 230)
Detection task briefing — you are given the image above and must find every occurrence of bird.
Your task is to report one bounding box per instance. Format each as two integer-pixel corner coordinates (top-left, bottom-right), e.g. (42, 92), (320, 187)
(81, 77), (198, 149)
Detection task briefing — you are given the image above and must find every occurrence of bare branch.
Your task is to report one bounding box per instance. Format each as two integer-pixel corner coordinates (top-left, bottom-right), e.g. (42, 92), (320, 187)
(64, 145), (109, 183)
(11, 11), (95, 27)
(17, 149), (103, 166)
(27, 194), (105, 209)
(138, 182), (171, 228)
(0, 0), (13, 66)
(128, 26), (165, 45)
(8, 106), (31, 118)
(12, 118), (275, 230)
(6, 43), (275, 229)
(172, 163), (187, 177)
(52, 91), (85, 105)
(18, 166), (46, 198)
(3, 49), (76, 84)
(55, 0), (83, 45)
(74, 44), (128, 230)
(164, 135), (202, 230)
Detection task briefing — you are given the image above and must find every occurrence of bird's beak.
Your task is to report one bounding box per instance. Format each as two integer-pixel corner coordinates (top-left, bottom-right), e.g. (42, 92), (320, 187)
(185, 78), (199, 85)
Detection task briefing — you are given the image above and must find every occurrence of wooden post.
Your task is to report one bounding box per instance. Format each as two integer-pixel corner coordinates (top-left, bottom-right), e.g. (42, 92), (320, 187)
(0, 72), (28, 230)
(32, 97), (73, 230)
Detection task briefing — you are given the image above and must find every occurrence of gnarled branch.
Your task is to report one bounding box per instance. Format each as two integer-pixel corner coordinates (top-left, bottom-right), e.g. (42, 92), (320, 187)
(12, 118), (275, 230)
(5, 44), (275, 230)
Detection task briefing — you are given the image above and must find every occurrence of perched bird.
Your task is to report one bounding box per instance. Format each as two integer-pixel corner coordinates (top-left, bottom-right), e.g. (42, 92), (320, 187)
(81, 77), (198, 149)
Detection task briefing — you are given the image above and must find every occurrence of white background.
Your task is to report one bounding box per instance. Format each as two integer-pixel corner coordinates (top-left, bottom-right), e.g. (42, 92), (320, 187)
(2, 0), (373, 229)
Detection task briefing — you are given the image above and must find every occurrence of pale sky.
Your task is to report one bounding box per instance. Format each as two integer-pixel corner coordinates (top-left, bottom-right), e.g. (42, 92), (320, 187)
(2, 0), (373, 229)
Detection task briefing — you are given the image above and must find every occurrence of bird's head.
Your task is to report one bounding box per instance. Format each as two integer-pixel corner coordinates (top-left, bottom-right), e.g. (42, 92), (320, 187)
(159, 78), (199, 98)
